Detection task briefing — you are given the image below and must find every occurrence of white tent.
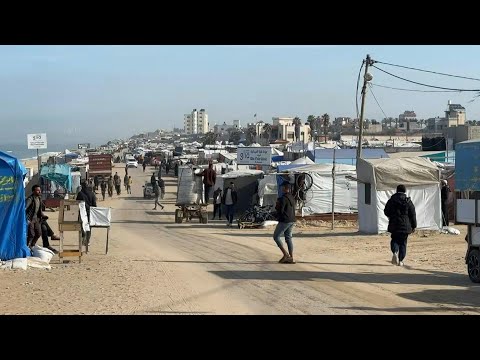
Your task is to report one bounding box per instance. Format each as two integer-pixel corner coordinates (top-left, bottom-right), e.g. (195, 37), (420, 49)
(356, 157), (442, 234)
(281, 163), (358, 216)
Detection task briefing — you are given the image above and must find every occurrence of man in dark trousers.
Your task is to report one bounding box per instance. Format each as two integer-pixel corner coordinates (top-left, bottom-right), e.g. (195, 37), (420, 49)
(222, 181), (237, 226)
(212, 187), (223, 220)
(202, 162), (216, 205)
(76, 182), (97, 246)
(441, 179), (450, 227)
(25, 184), (45, 249)
(384, 184), (417, 267)
(273, 182), (297, 264)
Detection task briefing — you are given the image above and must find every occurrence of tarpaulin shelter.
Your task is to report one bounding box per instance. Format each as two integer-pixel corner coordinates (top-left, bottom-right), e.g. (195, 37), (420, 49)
(356, 157), (442, 234)
(0, 151), (30, 260)
(278, 163), (358, 216)
(40, 163), (73, 192)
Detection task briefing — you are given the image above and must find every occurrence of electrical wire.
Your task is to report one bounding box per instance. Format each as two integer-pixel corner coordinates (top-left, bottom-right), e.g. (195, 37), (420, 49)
(355, 61), (364, 119)
(370, 83), (462, 93)
(373, 60), (480, 82)
(372, 65), (480, 92)
(368, 83), (388, 120)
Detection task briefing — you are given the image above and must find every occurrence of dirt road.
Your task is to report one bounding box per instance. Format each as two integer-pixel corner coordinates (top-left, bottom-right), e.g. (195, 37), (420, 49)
(1, 164), (478, 314)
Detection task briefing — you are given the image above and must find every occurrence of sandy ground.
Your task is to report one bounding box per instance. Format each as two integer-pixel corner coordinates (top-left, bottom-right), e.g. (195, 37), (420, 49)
(1, 163), (478, 314)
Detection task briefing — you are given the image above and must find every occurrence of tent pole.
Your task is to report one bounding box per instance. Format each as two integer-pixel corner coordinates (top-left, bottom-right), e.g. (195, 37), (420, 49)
(331, 148), (336, 230)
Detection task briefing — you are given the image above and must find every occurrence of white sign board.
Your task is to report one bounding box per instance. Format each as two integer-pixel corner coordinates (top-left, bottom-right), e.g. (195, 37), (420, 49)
(237, 147), (272, 166)
(27, 133), (48, 150)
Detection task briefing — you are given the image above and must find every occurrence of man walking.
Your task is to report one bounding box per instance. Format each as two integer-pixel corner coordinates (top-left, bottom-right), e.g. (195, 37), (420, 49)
(152, 179), (164, 210)
(158, 176), (165, 200)
(212, 187), (222, 220)
(107, 176), (114, 198)
(100, 178), (107, 200)
(202, 162), (216, 205)
(127, 176), (132, 194)
(441, 179), (450, 227)
(273, 182), (297, 264)
(25, 185), (45, 249)
(76, 182), (97, 246)
(222, 182), (237, 226)
(384, 184), (417, 267)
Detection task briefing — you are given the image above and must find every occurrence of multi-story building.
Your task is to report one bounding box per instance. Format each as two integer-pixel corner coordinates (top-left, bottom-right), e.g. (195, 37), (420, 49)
(272, 117), (311, 144)
(184, 108), (209, 135)
(445, 101), (466, 127)
(213, 121), (240, 135)
(398, 110), (421, 131)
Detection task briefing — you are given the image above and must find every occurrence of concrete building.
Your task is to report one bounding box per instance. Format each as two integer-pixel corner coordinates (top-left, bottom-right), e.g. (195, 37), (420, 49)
(426, 117), (448, 132)
(213, 121), (240, 135)
(447, 125), (480, 147)
(398, 111), (421, 131)
(184, 108), (209, 135)
(366, 123), (383, 134)
(445, 101), (466, 127)
(272, 117), (311, 144)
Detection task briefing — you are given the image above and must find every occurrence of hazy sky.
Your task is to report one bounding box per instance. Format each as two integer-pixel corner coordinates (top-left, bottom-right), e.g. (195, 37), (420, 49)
(1, 45), (480, 146)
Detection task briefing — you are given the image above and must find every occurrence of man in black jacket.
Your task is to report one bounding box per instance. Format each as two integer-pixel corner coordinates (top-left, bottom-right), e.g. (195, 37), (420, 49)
(441, 180), (450, 227)
(384, 184), (417, 266)
(274, 182), (297, 264)
(76, 182), (97, 246)
(25, 185), (45, 249)
(222, 182), (237, 226)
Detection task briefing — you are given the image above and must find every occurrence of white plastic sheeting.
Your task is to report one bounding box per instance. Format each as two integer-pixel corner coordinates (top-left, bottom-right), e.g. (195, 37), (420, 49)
(90, 207), (112, 227)
(176, 166), (198, 205)
(277, 163), (358, 215)
(358, 183), (442, 234)
(356, 156), (442, 234)
(300, 167), (357, 215)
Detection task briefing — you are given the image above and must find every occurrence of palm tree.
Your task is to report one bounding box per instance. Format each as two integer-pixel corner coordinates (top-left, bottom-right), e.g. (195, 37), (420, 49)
(262, 123), (273, 145)
(245, 127), (257, 145)
(321, 113), (330, 143)
(229, 130), (242, 145)
(292, 117), (302, 142)
(307, 115), (316, 140)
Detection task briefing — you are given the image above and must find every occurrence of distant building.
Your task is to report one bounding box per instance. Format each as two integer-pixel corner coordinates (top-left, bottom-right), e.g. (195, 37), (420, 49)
(426, 117), (447, 132)
(272, 117), (311, 144)
(213, 121), (240, 135)
(445, 101), (466, 127)
(398, 110), (421, 131)
(447, 125), (480, 148)
(184, 108), (209, 135)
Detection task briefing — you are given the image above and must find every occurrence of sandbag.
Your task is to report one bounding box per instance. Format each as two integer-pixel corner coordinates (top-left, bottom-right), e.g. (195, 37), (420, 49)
(32, 245), (55, 264)
(12, 258), (28, 270)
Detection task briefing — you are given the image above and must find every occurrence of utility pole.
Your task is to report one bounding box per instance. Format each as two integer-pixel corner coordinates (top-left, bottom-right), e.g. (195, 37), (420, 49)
(331, 147), (336, 230)
(356, 54), (374, 161)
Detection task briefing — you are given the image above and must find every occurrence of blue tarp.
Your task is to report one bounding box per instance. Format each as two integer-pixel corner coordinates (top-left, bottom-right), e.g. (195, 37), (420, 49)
(0, 151), (30, 260)
(40, 164), (73, 192)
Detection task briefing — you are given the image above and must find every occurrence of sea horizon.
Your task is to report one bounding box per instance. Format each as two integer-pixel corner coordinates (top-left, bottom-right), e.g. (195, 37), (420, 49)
(0, 142), (89, 161)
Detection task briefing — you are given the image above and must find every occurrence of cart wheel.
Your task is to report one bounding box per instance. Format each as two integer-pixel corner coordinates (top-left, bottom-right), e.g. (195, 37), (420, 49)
(468, 249), (480, 283)
(175, 209), (183, 224)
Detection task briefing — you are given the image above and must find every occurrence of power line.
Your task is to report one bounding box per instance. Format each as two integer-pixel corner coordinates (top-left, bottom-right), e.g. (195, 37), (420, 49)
(372, 65), (480, 92)
(373, 59), (480, 82)
(368, 83), (388, 120)
(370, 83), (462, 93)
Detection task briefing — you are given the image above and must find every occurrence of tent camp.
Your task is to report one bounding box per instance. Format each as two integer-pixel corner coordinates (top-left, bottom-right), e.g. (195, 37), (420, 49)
(0, 151), (30, 260)
(279, 163), (358, 216)
(356, 157), (442, 234)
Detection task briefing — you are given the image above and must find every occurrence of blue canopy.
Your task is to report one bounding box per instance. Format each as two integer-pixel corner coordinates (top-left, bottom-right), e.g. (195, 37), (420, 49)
(40, 163), (72, 192)
(0, 151), (30, 260)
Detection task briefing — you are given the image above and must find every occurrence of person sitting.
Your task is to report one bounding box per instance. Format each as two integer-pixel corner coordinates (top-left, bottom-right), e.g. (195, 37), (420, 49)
(40, 217), (60, 254)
